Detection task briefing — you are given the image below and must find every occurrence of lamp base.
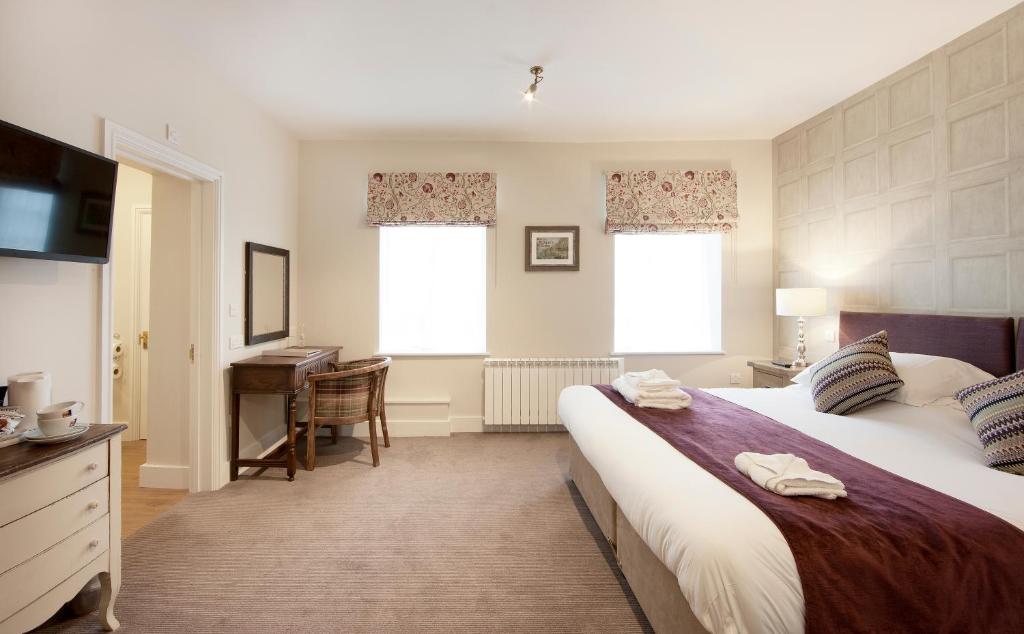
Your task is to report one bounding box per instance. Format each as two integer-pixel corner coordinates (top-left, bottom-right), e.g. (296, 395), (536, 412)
(792, 316), (809, 368)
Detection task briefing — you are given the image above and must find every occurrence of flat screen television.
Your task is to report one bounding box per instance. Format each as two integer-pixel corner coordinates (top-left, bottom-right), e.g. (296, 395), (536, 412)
(0, 119), (118, 264)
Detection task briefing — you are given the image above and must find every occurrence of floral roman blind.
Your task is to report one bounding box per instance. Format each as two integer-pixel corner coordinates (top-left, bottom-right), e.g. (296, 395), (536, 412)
(367, 172), (497, 226)
(605, 169), (738, 234)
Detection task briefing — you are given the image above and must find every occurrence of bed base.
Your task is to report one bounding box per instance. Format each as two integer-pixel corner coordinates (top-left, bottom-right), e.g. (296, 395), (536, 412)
(570, 438), (708, 633)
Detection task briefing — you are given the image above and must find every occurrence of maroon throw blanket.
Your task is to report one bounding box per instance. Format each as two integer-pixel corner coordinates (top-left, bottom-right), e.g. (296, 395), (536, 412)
(594, 385), (1024, 633)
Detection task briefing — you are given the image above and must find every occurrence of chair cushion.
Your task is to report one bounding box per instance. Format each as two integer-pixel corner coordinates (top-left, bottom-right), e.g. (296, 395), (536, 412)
(809, 330), (904, 415)
(315, 372), (372, 418)
(956, 371), (1024, 475)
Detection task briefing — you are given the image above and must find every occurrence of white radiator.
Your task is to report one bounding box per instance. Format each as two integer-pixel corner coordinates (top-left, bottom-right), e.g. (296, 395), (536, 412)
(484, 357), (624, 429)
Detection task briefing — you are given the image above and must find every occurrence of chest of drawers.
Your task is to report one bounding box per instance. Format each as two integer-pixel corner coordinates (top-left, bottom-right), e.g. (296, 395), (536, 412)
(0, 424), (125, 633)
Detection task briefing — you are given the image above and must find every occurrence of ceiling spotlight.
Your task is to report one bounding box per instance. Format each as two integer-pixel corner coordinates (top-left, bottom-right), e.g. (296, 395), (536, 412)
(524, 65), (544, 102)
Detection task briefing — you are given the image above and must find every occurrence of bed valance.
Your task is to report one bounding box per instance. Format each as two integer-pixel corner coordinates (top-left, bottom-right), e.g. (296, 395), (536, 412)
(604, 169), (737, 234)
(367, 172), (496, 226)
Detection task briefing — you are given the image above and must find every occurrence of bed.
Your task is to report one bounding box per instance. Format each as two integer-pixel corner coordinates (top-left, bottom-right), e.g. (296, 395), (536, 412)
(559, 311), (1023, 633)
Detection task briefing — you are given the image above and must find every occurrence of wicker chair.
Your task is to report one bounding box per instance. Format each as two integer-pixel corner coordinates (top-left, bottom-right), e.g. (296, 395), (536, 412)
(303, 356), (391, 470)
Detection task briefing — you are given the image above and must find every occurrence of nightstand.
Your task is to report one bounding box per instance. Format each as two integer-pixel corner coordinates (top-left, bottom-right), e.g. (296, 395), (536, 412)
(747, 360), (803, 388)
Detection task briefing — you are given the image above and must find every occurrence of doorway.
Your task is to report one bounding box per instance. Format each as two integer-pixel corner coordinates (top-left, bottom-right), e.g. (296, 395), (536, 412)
(111, 163), (197, 533)
(102, 121), (225, 494)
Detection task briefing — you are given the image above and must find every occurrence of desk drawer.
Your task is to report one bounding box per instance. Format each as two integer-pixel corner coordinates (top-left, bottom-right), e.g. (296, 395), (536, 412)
(0, 478), (108, 573)
(302, 353), (337, 381)
(0, 514), (109, 623)
(0, 442), (108, 528)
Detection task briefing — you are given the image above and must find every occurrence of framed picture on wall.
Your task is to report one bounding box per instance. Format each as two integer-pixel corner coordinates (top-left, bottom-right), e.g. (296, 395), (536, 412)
(525, 226), (580, 271)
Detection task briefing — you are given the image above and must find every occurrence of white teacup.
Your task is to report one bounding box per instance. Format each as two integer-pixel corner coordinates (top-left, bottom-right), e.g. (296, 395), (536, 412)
(37, 401), (84, 420)
(37, 415), (78, 437)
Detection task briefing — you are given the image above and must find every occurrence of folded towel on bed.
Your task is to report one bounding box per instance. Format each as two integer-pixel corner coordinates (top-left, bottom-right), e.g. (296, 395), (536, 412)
(624, 369), (682, 392)
(635, 396), (693, 410)
(612, 375), (692, 409)
(734, 452), (847, 499)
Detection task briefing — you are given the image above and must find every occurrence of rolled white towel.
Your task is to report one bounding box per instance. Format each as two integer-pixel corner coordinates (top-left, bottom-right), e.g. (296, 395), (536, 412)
(613, 376), (692, 409)
(734, 452), (847, 500)
(625, 369), (682, 391)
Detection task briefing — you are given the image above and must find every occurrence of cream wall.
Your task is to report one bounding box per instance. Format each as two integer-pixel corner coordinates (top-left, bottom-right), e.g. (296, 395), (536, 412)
(299, 140), (773, 433)
(772, 3), (1024, 363)
(110, 165), (152, 425)
(0, 1), (299, 462)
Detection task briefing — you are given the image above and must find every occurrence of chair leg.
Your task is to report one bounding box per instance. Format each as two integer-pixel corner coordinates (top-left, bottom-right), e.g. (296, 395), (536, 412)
(367, 417), (380, 467)
(306, 421), (317, 471)
(380, 408), (390, 448)
(331, 425), (338, 445)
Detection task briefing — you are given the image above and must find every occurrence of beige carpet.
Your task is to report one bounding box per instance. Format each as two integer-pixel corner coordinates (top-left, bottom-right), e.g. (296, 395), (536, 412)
(48, 433), (650, 632)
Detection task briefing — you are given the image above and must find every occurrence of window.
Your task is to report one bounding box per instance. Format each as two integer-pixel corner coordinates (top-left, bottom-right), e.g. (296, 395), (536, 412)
(379, 226), (486, 354)
(614, 233), (722, 354)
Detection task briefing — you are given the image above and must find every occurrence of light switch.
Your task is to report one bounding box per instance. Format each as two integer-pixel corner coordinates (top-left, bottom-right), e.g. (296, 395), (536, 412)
(229, 334), (244, 349)
(229, 303), (239, 317)
(166, 124), (180, 145)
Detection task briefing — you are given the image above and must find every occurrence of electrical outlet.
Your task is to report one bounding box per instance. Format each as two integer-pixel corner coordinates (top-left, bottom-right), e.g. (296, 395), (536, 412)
(166, 124), (180, 145)
(729, 372), (742, 385)
(229, 334), (244, 349)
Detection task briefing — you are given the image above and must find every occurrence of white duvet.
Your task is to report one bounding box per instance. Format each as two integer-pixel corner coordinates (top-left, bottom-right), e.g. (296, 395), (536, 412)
(558, 384), (1024, 634)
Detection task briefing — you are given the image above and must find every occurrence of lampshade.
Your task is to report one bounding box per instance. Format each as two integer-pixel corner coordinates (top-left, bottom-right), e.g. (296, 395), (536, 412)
(776, 287), (827, 317)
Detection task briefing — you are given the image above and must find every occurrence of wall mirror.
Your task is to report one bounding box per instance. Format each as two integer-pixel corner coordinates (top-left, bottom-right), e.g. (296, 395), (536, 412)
(245, 241), (289, 345)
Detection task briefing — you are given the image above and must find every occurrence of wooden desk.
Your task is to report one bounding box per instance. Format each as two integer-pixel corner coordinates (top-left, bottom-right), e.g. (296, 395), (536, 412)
(230, 347), (340, 481)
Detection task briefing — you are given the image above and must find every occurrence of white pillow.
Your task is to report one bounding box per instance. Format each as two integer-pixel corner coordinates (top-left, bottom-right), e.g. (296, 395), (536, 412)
(790, 360), (822, 385)
(885, 352), (994, 406)
(789, 352), (994, 407)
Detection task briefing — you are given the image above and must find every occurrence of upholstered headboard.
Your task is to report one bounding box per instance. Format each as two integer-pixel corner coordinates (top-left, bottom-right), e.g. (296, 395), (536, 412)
(1017, 320), (1024, 373)
(839, 311), (1016, 377)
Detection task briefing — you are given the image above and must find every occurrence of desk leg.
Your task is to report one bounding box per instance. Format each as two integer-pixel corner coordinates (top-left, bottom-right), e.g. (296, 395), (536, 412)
(230, 393), (241, 481)
(286, 394), (297, 481)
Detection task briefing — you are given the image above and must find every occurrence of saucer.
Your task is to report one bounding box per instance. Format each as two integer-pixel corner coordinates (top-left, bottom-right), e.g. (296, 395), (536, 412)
(22, 424), (90, 445)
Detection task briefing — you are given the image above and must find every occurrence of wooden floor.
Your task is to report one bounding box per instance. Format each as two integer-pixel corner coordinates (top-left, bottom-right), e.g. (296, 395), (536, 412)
(121, 440), (188, 538)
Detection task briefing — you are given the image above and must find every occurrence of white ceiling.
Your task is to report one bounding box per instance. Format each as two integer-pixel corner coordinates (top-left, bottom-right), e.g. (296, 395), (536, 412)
(131, 0), (1021, 142)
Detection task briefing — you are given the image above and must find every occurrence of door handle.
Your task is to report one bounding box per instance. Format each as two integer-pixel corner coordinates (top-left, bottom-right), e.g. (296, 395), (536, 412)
(139, 331), (149, 350)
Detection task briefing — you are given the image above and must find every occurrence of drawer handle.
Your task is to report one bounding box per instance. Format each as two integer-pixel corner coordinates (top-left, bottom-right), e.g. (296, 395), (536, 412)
(86, 462), (99, 471)
(87, 501), (100, 511)
(88, 539), (100, 549)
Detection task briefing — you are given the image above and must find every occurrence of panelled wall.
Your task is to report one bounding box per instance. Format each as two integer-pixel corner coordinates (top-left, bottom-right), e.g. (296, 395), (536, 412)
(773, 3), (1024, 362)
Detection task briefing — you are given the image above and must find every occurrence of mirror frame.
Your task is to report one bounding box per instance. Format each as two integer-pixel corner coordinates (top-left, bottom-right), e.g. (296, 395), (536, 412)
(245, 241), (290, 345)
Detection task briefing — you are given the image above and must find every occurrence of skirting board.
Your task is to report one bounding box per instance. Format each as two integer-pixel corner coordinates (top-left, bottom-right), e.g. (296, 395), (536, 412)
(139, 463), (190, 489)
(337, 416), (483, 437)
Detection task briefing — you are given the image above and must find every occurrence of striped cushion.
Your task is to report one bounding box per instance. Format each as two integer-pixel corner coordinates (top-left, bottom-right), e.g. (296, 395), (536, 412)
(956, 371), (1024, 475)
(313, 359), (380, 419)
(809, 330), (904, 415)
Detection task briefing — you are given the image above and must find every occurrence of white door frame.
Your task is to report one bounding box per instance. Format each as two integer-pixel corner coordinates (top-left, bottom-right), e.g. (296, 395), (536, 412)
(101, 120), (224, 493)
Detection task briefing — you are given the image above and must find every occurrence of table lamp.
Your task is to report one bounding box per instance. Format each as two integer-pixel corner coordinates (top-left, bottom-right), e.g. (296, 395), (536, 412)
(775, 287), (827, 367)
